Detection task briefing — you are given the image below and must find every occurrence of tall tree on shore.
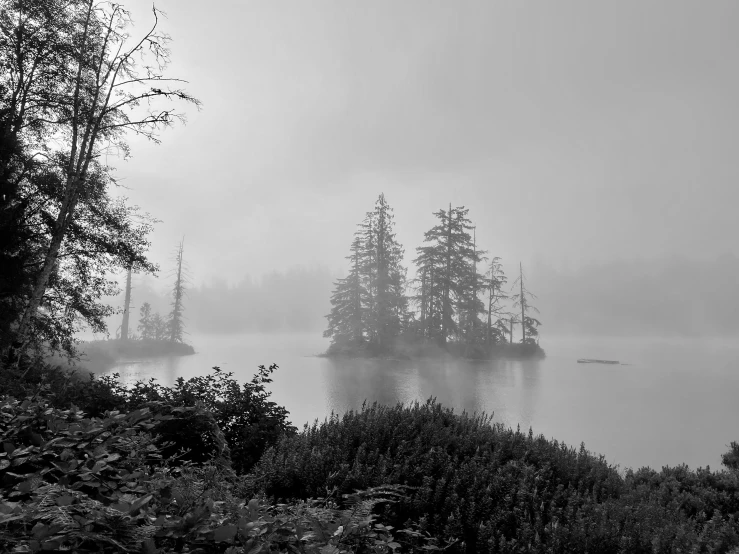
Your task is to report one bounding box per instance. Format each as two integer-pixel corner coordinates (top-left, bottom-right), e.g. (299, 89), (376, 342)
(324, 235), (366, 346)
(413, 205), (478, 346)
(367, 194), (406, 345)
(511, 262), (541, 344)
(324, 194), (407, 350)
(457, 226), (488, 345)
(168, 238), (187, 343)
(2, 0), (198, 360)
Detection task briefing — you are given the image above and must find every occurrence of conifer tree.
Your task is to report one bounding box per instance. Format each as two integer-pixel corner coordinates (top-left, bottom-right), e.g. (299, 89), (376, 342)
(324, 193), (407, 352)
(413, 205), (478, 346)
(137, 302), (153, 340)
(168, 238), (187, 343)
(457, 227), (488, 345)
(324, 235), (366, 346)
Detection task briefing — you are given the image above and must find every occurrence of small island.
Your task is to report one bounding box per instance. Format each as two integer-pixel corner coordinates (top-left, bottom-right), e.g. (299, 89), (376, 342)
(322, 195), (545, 361)
(80, 239), (195, 369)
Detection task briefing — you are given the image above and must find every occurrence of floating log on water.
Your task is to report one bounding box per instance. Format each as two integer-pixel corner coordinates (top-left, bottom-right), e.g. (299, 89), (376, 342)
(577, 358), (620, 365)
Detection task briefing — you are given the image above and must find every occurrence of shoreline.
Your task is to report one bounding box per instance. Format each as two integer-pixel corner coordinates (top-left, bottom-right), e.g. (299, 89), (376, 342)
(319, 342), (546, 362)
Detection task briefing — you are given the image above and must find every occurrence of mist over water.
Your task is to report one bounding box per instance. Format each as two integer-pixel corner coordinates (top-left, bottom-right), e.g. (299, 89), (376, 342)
(103, 332), (739, 473)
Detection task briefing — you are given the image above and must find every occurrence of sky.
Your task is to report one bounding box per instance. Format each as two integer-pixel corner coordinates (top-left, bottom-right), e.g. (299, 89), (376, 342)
(111, 0), (739, 286)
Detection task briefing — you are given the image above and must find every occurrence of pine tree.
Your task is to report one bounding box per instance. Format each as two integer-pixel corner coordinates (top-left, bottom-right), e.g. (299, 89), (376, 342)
(368, 194), (407, 345)
(457, 226), (488, 346)
(413, 205), (478, 346)
(152, 313), (167, 341)
(137, 302), (153, 340)
(324, 235), (366, 346)
(168, 238), (187, 343)
(324, 193), (408, 352)
(511, 262), (541, 344)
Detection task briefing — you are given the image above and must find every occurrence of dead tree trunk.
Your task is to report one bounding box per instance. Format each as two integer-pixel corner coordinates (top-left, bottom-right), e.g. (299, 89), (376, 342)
(520, 262), (526, 344)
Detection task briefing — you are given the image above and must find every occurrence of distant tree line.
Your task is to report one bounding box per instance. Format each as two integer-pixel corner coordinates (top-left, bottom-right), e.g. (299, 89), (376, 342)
(324, 194), (540, 356)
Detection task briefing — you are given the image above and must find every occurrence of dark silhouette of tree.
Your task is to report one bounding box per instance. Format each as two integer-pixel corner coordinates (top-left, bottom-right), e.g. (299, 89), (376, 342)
(168, 238), (187, 343)
(325, 193), (407, 352)
(457, 226), (487, 347)
(324, 235), (365, 347)
(362, 194), (407, 346)
(137, 302), (153, 340)
(413, 205), (478, 346)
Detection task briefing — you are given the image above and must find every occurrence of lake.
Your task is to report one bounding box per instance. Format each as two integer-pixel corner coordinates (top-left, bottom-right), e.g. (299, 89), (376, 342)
(100, 333), (739, 474)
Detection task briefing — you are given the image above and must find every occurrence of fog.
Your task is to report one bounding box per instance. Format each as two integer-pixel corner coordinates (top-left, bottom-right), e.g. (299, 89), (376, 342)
(102, 252), (739, 340)
(102, 0), (739, 321)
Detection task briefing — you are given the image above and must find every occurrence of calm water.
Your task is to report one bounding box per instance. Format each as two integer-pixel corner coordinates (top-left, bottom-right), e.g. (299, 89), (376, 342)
(100, 333), (739, 473)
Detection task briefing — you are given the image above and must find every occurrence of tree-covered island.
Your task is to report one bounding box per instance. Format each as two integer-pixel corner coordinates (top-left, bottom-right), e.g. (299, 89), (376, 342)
(78, 238), (195, 368)
(323, 193), (545, 360)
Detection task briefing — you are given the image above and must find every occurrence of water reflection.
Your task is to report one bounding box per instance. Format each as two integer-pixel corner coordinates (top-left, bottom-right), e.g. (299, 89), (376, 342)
(101, 333), (739, 471)
(107, 356), (180, 387)
(321, 356), (543, 431)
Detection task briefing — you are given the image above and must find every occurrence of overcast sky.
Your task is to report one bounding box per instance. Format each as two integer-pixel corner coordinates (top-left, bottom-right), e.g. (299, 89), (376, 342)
(113, 0), (739, 286)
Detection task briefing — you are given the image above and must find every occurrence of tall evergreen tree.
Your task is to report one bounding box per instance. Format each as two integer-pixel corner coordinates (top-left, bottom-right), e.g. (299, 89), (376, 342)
(168, 238), (187, 343)
(511, 262), (541, 344)
(368, 194), (407, 345)
(324, 193), (407, 352)
(324, 235), (365, 346)
(137, 302), (153, 340)
(457, 226), (488, 346)
(413, 205), (479, 346)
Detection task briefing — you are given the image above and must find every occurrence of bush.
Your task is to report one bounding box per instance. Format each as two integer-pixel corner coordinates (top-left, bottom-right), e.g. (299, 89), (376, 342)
(112, 364), (298, 474)
(247, 398), (739, 553)
(1, 362), (297, 475)
(0, 394), (450, 553)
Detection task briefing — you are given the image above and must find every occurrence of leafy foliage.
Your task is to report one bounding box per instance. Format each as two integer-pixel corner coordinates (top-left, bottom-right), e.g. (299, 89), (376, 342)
(0, 394), (449, 553)
(1, 362), (296, 475)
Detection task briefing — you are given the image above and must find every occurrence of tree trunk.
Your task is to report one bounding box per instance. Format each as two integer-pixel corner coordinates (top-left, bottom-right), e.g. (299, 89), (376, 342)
(14, 181), (83, 346)
(520, 262), (526, 344)
(487, 285), (493, 345)
(420, 269), (426, 338)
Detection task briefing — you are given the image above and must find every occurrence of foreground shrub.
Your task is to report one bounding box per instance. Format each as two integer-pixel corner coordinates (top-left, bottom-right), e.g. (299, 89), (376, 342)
(247, 398), (739, 553)
(111, 364), (299, 474)
(0, 394), (452, 552)
(1, 362), (297, 474)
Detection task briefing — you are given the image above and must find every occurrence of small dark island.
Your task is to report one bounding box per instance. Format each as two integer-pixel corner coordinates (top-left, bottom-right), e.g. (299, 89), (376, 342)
(81, 238), (195, 369)
(322, 337), (545, 361)
(77, 338), (195, 370)
(322, 195), (545, 362)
